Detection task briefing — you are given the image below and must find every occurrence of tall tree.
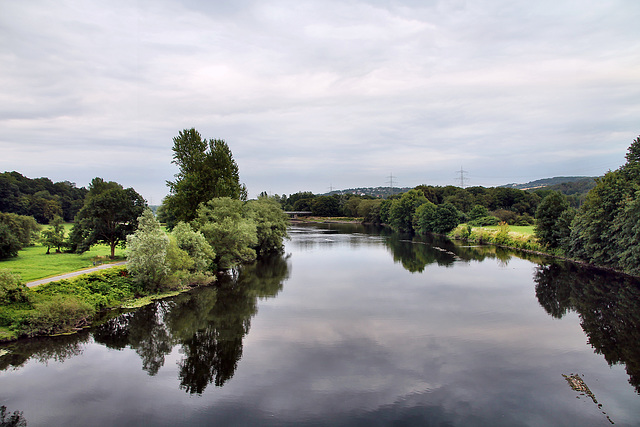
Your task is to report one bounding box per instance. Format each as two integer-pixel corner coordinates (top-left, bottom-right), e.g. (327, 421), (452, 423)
(535, 191), (571, 249)
(70, 178), (146, 258)
(568, 135), (640, 273)
(164, 128), (247, 226)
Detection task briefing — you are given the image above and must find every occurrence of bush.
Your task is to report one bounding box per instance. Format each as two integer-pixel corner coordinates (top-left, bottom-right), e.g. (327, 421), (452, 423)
(16, 295), (95, 337)
(0, 269), (30, 304)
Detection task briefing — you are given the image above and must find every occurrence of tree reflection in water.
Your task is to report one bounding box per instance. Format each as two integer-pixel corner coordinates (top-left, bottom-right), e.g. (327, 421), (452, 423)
(92, 253), (289, 394)
(534, 262), (640, 393)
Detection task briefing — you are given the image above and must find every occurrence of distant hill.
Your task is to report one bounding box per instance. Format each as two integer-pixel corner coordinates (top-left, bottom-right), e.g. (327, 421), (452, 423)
(501, 176), (597, 190)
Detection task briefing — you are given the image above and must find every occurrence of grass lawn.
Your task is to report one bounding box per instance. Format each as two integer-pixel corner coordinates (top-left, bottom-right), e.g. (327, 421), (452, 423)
(479, 225), (535, 236)
(0, 243), (125, 283)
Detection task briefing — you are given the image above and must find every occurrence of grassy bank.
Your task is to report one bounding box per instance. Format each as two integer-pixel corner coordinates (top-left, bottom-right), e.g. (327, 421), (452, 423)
(449, 223), (544, 253)
(0, 266), (211, 342)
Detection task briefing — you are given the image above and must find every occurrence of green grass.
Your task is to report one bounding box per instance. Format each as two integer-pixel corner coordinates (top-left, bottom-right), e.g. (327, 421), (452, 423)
(479, 225), (535, 236)
(0, 243), (125, 283)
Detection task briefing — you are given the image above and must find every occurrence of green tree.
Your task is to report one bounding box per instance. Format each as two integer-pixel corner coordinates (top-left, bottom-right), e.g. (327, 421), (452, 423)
(310, 195), (341, 216)
(468, 205), (490, 222)
(127, 209), (170, 291)
(70, 178), (146, 258)
(164, 128), (247, 226)
(535, 191), (571, 249)
(0, 224), (21, 259)
(245, 197), (289, 257)
(568, 135), (640, 273)
(389, 189), (427, 232)
(194, 198), (258, 270)
(41, 215), (66, 254)
(433, 203), (462, 234)
(357, 199), (383, 224)
(415, 202), (461, 234)
(0, 212), (40, 259)
(171, 222), (216, 272)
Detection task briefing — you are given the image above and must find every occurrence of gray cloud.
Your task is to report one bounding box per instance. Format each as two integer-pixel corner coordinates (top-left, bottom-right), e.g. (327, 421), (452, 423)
(1, 0), (639, 201)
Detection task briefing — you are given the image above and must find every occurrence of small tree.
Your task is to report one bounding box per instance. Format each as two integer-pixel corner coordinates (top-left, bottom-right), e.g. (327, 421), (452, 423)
(41, 215), (65, 254)
(127, 209), (169, 291)
(171, 222), (215, 272)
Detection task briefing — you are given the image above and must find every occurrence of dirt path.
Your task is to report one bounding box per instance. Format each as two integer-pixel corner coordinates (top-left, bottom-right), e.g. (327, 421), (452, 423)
(26, 261), (127, 288)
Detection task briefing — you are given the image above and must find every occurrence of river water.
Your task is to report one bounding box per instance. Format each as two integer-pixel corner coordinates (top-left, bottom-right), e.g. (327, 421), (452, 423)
(1, 223), (639, 426)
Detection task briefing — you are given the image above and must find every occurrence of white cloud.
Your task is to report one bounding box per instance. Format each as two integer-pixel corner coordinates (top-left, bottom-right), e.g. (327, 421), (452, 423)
(1, 0), (639, 200)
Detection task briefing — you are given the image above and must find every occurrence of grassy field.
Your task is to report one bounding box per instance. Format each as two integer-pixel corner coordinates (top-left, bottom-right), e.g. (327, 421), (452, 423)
(0, 223), (125, 282)
(479, 225), (535, 236)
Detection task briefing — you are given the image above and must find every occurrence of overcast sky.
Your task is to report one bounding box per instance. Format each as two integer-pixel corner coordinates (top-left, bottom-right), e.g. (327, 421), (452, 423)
(1, 0), (639, 203)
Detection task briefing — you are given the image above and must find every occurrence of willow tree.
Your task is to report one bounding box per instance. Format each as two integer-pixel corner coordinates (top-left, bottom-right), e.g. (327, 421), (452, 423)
(163, 128), (247, 227)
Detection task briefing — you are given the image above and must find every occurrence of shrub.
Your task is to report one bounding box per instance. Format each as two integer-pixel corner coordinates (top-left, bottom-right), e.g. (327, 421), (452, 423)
(0, 269), (30, 304)
(16, 295), (95, 337)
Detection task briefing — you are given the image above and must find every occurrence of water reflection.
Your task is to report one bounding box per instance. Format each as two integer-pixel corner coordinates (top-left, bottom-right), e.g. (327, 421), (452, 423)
(382, 231), (548, 273)
(0, 331), (90, 372)
(95, 253), (288, 394)
(534, 262), (640, 393)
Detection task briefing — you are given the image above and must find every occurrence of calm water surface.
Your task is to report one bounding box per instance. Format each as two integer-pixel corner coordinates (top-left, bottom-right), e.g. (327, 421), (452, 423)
(1, 223), (639, 426)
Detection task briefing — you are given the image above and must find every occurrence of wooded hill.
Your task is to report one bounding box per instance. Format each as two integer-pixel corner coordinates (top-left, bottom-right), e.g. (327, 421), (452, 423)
(0, 171), (87, 223)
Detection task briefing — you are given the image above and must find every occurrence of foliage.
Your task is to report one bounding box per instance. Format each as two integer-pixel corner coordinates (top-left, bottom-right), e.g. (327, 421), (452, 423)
(0, 224), (22, 259)
(41, 215), (66, 254)
(534, 191), (572, 249)
(16, 295), (95, 337)
(389, 189), (427, 232)
(0, 270), (29, 305)
(468, 205), (490, 222)
(415, 202), (462, 235)
(310, 195), (341, 216)
(0, 171), (87, 223)
(171, 222), (215, 272)
(0, 267), (140, 340)
(357, 199), (383, 224)
(451, 224), (542, 252)
(567, 135), (640, 274)
(245, 197), (289, 256)
(69, 178), (146, 258)
(163, 128), (247, 227)
(2, 213), (40, 247)
(126, 209), (170, 291)
(194, 198), (258, 270)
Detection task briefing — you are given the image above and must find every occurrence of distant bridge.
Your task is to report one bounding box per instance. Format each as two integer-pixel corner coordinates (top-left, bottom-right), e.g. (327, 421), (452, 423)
(285, 211), (313, 219)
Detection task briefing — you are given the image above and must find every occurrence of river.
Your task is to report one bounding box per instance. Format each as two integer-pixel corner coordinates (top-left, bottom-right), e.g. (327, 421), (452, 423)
(1, 223), (639, 426)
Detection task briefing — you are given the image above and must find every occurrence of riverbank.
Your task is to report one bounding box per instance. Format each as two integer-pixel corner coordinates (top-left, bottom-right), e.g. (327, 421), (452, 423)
(0, 266), (216, 343)
(448, 223), (640, 278)
(290, 216), (363, 224)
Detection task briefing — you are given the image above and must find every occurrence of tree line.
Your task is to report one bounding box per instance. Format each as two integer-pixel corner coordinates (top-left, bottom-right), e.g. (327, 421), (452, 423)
(0, 172), (87, 223)
(535, 136), (640, 276)
(1, 128), (289, 296)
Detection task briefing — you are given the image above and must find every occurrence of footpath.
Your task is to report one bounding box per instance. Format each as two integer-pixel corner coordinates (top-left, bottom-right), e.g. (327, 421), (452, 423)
(26, 261), (127, 288)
